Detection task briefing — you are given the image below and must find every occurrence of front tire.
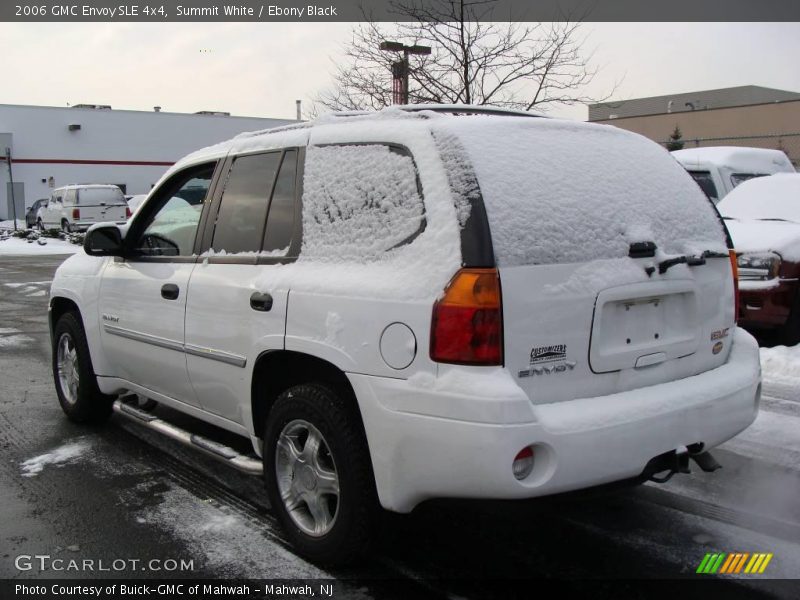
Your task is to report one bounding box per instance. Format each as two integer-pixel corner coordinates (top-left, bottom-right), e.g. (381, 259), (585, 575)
(263, 383), (377, 564)
(61, 219), (72, 233)
(37, 218), (44, 231)
(52, 312), (114, 424)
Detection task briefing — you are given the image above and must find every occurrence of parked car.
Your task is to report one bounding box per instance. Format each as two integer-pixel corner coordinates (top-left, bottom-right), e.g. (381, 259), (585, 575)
(38, 184), (130, 232)
(672, 147), (795, 203)
(718, 173), (800, 344)
(49, 106), (761, 563)
(25, 198), (48, 228)
(125, 194), (148, 215)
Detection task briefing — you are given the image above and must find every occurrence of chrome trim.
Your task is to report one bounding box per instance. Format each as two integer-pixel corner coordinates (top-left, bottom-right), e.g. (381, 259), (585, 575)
(184, 343), (247, 368)
(103, 324), (247, 368)
(103, 324), (184, 353)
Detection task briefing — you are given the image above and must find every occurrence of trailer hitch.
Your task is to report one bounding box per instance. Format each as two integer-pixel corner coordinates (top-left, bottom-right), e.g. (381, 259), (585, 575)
(645, 444), (721, 483)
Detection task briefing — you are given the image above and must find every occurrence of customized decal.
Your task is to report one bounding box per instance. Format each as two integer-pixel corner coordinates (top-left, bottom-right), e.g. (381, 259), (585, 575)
(529, 344), (567, 364)
(520, 344), (573, 377)
(711, 328), (730, 341)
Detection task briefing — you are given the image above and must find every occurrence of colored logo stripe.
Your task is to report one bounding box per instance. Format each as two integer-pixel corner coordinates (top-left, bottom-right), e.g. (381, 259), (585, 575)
(698, 552), (773, 574)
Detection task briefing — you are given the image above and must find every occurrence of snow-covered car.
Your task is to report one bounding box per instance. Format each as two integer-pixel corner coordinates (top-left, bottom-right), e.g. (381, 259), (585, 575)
(48, 105), (761, 563)
(672, 147), (795, 203)
(39, 184), (130, 232)
(719, 173), (800, 343)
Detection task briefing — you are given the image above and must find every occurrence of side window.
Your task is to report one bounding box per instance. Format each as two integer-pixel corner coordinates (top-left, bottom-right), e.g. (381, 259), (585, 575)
(211, 152), (281, 254)
(64, 189), (77, 206)
(301, 144), (425, 261)
(688, 170), (718, 202)
(133, 164), (215, 257)
(262, 150), (297, 255)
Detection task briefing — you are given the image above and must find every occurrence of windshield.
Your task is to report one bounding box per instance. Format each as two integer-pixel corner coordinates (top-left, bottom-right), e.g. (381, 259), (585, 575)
(78, 187), (125, 205)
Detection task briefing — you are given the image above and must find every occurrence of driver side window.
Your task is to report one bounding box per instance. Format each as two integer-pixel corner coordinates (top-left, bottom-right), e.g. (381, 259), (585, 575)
(133, 164), (215, 257)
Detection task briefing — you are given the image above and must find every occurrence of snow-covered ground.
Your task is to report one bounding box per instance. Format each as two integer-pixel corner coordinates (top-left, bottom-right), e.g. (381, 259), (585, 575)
(761, 344), (800, 387)
(0, 235), (81, 256)
(0, 219), (26, 229)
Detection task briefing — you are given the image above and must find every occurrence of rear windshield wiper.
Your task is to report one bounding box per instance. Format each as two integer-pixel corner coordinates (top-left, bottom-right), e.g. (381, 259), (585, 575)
(658, 254), (708, 274)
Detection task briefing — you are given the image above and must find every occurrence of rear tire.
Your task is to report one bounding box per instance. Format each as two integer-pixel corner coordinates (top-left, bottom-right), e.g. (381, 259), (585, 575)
(52, 311), (114, 424)
(263, 383), (377, 565)
(61, 219), (72, 233)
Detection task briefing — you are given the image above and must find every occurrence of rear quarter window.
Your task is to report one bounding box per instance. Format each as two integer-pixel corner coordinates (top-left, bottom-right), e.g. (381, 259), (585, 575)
(301, 144), (425, 261)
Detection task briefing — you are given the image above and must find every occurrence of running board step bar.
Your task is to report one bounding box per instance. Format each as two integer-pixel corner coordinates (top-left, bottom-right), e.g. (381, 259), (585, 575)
(112, 400), (263, 476)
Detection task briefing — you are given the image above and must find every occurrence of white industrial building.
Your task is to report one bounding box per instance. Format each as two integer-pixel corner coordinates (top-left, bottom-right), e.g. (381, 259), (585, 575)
(0, 104), (294, 220)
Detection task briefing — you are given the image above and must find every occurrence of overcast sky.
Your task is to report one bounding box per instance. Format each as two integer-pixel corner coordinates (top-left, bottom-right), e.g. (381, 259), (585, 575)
(2, 22), (799, 121)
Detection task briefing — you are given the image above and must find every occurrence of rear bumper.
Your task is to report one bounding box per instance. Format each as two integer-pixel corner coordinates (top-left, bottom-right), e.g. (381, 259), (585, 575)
(350, 327), (761, 513)
(72, 220), (127, 231)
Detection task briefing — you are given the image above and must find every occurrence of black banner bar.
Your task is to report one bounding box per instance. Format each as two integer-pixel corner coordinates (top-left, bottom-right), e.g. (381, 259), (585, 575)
(3, 0), (800, 23)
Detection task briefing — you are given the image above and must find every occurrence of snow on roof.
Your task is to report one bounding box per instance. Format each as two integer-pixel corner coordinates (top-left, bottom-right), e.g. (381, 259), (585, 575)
(718, 173), (800, 222)
(671, 147), (795, 174)
(720, 174), (800, 260)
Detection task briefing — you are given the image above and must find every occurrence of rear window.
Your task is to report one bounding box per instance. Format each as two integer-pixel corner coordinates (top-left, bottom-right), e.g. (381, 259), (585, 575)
(78, 187), (125, 205)
(434, 118), (727, 266)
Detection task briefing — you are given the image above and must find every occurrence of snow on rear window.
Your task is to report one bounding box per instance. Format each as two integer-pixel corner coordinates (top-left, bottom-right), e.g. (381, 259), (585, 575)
(301, 144), (425, 261)
(434, 118), (727, 266)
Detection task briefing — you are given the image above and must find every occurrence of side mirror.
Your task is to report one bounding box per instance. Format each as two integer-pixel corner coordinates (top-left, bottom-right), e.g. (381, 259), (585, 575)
(84, 225), (124, 257)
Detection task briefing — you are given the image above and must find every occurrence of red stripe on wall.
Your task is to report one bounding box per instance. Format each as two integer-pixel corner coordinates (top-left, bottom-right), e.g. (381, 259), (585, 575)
(6, 158), (175, 166)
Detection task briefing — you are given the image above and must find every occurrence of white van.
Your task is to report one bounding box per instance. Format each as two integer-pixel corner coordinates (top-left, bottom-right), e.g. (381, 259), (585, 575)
(672, 146), (795, 203)
(50, 106), (761, 563)
(38, 184), (130, 232)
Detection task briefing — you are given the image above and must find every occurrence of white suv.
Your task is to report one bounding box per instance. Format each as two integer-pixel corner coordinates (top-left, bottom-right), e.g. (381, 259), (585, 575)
(38, 184), (129, 232)
(49, 106), (761, 563)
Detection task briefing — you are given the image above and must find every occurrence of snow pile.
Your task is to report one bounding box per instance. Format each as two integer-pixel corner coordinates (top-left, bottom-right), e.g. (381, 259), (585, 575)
(0, 236), (81, 256)
(20, 439), (92, 477)
(760, 344), (800, 386)
(725, 219), (800, 261)
(434, 117), (727, 266)
(301, 144), (425, 261)
(672, 147), (795, 174)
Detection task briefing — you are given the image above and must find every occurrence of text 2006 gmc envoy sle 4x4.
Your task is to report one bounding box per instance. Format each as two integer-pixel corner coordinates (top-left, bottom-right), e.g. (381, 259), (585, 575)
(48, 106), (761, 563)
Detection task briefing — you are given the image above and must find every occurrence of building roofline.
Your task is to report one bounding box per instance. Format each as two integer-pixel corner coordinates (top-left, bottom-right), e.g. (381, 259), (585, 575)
(588, 85), (800, 109)
(0, 102), (289, 122)
(590, 97), (800, 123)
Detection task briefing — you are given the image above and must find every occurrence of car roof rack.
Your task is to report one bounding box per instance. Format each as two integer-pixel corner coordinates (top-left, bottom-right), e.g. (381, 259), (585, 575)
(395, 104), (544, 118)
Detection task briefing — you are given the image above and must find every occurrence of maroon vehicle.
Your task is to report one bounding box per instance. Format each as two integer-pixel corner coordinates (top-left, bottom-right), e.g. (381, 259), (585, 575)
(719, 174), (800, 344)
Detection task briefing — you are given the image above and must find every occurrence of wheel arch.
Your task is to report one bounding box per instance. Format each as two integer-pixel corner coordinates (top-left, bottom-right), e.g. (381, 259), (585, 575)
(250, 350), (365, 443)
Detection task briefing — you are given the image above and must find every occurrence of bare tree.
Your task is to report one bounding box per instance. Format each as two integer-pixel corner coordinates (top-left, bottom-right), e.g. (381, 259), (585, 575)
(314, 0), (615, 114)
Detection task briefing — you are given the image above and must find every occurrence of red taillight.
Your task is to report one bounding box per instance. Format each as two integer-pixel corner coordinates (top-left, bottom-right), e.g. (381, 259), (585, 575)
(729, 249), (739, 323)
(72, 208), (80, 220)
(430, 268), (503, 365)
(126, 206), (132, 218)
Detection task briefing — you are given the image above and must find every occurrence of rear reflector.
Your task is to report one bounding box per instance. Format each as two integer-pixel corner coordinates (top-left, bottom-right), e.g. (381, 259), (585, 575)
(126, 206), (132, 218)
(72, 208), (80, 220)
(512, 446), (534, 480)
(430, 268), (503, 365)
(729, 249), (739, 323)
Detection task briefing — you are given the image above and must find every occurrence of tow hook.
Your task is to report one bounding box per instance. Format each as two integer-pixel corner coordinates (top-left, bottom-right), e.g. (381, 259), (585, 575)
(646, 444), (721, 483)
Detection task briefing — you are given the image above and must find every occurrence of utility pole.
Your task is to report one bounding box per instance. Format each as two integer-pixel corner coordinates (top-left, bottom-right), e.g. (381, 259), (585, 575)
(379, 41), (432, 105)
(4, 146), (17, 231)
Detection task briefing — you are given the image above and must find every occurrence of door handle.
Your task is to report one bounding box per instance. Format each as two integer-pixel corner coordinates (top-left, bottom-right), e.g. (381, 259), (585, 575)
(250, 292), (273, 312)
(161, 283), (180, 300)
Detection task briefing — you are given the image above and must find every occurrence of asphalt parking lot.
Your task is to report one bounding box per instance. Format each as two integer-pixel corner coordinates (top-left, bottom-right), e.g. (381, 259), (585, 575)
(1, 254), (799, 598)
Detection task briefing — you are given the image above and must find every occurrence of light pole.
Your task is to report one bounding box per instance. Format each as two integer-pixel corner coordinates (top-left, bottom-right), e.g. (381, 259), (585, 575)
(379, 41), (431, 105)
